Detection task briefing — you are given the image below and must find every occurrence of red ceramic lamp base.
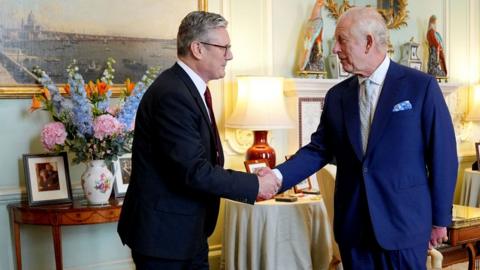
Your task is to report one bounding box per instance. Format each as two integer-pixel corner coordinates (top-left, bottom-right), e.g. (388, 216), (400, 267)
(245, 130), (276, 168)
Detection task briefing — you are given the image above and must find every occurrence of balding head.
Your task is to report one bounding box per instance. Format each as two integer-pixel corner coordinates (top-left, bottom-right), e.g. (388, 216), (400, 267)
(332, 7), (388, 76)
(338, 7), (388, 54)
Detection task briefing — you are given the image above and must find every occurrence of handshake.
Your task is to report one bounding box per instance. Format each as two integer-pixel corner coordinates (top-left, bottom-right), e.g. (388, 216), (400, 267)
(256, 167), (282, 200)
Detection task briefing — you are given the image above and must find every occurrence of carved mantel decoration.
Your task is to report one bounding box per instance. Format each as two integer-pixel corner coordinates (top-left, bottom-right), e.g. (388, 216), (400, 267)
(325, 0), (409, 30)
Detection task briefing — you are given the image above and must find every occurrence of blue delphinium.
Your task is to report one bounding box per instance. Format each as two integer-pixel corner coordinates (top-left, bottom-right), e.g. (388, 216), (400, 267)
(117, 66), (159, 130)
(69, 74), (94, 136)
(34, 69), (72, 118)
(117, 82), (146, 130)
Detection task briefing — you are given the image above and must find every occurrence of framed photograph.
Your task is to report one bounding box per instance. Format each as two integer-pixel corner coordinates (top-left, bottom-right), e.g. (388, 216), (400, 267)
(476, 142), (480, 166)
(244, 159), (270, 173)
(284, 155), (319, 194)
(22, 152), (72, 206)
(113, 153), (132, 197)
(0, 0), (207, 98)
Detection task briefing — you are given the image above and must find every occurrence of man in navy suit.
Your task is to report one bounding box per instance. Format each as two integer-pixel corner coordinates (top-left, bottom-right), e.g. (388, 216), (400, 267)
(261, 7), (458, 269)
(117, 11), (280, 270)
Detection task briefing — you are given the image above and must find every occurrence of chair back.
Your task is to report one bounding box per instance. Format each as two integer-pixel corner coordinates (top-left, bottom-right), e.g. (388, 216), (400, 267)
(427, 248), (443, 269)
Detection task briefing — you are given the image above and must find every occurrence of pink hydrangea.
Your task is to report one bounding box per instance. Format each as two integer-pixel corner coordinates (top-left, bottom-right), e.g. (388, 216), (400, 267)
(41, 122), (67, 151)
(107, 105), (120, 116)
(93, 114), (124, 140)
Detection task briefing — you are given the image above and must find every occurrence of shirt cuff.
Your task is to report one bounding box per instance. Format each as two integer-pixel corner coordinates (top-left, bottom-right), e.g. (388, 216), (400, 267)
(272, 168), (283, 183)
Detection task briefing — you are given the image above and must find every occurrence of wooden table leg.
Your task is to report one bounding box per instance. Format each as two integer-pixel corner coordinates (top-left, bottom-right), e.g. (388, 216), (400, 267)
(465, 242), (476, 270)
(51, 225), (63, 270)
(13, 221), (21, 270)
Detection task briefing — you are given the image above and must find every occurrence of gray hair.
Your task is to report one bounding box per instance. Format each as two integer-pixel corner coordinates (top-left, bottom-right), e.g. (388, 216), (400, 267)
(177, 11), (228, 56)
(339, 7), (388, 53)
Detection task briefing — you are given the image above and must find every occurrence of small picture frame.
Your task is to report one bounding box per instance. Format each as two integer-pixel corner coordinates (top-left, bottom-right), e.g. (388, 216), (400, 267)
(113, 153), (132, 197)
(285, 155), (318, 194)
(22, 152), (72, 206)
(244, 159), (270, 173)
(476, 142), (480, 167)
(285, 155), (311, 192)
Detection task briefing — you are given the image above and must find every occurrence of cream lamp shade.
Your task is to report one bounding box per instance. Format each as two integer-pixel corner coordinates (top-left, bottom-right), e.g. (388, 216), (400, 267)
(466, 84), (480, 121)
(226, 76), (293, 167)
(226, 76), (294, 130)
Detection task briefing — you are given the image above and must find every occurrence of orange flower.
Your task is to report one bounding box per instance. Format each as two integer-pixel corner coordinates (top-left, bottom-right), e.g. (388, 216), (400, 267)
(85, 81), (95, 97)
(41, 88), (51, 100)
(29, 95), (42, 112)
(96, 81), (110, 96)
(125, 78), (135, 96)
(63, 84), (71, 95)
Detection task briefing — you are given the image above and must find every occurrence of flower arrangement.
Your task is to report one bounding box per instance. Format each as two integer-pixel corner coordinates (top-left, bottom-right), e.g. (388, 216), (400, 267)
(30, 58), (159, 164)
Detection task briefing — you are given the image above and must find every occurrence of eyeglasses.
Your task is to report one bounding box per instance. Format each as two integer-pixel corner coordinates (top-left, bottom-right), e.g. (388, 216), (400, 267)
(200, 41), (231, 57)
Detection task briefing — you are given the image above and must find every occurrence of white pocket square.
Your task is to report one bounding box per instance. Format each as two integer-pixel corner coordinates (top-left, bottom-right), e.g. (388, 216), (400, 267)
(392, 100), (412, 112)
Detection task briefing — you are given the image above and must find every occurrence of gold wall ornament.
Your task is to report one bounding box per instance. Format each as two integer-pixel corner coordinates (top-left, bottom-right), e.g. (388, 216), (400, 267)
(325, 0), (353, 20)
(325, 0), (408, 30)
(377, 0), (408, 30)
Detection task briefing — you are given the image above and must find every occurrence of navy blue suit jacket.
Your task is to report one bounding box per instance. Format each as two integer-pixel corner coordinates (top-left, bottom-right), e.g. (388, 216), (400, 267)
(277, 61), (458, 250)
(117, 63), (259, 260)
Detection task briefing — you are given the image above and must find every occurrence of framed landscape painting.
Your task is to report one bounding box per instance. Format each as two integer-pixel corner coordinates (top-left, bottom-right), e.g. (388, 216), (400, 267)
(0, 0), (207, 98)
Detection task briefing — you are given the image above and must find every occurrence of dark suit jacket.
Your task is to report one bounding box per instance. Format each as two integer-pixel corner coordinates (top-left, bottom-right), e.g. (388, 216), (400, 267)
(117, 63), (259, 260)
(277, 61), (458, 250)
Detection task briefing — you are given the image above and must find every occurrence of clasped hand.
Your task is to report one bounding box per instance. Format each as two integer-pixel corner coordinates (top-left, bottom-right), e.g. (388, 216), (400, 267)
(256, 167), (281, 200)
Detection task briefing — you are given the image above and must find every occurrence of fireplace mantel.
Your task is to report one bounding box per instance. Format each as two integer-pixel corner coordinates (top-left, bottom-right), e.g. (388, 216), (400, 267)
(284, 78), (461, 98)
(283, 78), (463, 154)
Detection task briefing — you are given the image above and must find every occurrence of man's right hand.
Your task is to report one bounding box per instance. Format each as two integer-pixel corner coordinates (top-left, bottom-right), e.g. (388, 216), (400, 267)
(256, 167), (281, 200)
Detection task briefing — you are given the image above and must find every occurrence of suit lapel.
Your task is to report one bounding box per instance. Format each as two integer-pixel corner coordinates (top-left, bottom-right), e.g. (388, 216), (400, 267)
(342, 77), (363, 162)
(171, 64), (215, 137)
(365, 62), (405, 156)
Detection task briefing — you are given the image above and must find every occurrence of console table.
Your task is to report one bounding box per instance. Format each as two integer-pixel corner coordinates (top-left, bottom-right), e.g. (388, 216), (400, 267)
(8, 199), (123, 270)
(447, 204), (480, 270)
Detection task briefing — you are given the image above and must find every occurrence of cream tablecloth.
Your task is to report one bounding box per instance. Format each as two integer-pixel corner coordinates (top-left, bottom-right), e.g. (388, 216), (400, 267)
(221, 196), (333, 270)
(459, 168), (480, 207)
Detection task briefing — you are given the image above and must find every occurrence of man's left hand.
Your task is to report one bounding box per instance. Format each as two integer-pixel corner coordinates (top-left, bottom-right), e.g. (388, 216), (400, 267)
(429, 226), (448, 249)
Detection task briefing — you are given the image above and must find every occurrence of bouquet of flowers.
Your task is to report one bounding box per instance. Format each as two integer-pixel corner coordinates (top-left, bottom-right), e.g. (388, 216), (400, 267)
(30, 58), (159, 165)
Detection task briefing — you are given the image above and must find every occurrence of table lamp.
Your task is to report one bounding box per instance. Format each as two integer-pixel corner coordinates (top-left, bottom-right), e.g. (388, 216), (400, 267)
(226, 76), (293, 167)
(466, 84), (480, 121)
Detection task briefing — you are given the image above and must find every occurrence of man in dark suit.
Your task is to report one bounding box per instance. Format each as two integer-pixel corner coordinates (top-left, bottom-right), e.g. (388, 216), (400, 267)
(117, 11), (280, 270)
(261, 7), (458, 269)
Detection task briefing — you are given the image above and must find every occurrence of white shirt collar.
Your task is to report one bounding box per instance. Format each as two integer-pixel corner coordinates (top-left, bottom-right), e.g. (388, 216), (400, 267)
(359, 55), (390, 86)
(176, 59), (207, 95)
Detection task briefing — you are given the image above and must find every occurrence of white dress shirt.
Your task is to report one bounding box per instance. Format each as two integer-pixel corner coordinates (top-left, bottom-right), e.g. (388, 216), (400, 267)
(176, 59), (211, 121)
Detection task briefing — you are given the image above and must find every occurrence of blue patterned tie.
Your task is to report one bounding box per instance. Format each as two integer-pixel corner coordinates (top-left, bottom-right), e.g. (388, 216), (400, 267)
(360, 79), (373, 154)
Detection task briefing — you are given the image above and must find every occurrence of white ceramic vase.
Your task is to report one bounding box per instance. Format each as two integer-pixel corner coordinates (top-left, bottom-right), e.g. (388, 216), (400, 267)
(81, 160), (114, 204)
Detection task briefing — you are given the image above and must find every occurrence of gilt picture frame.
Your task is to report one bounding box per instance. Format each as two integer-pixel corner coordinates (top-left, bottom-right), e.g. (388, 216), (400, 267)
(22, 152), (72, 206)
(244, 159), (270, 174)
(0, 0), (207, 98)
(284, 155), (314, 193)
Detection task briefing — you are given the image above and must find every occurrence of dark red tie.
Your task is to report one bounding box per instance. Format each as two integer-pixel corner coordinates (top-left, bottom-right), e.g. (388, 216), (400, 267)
(204, 87), (224, 167)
